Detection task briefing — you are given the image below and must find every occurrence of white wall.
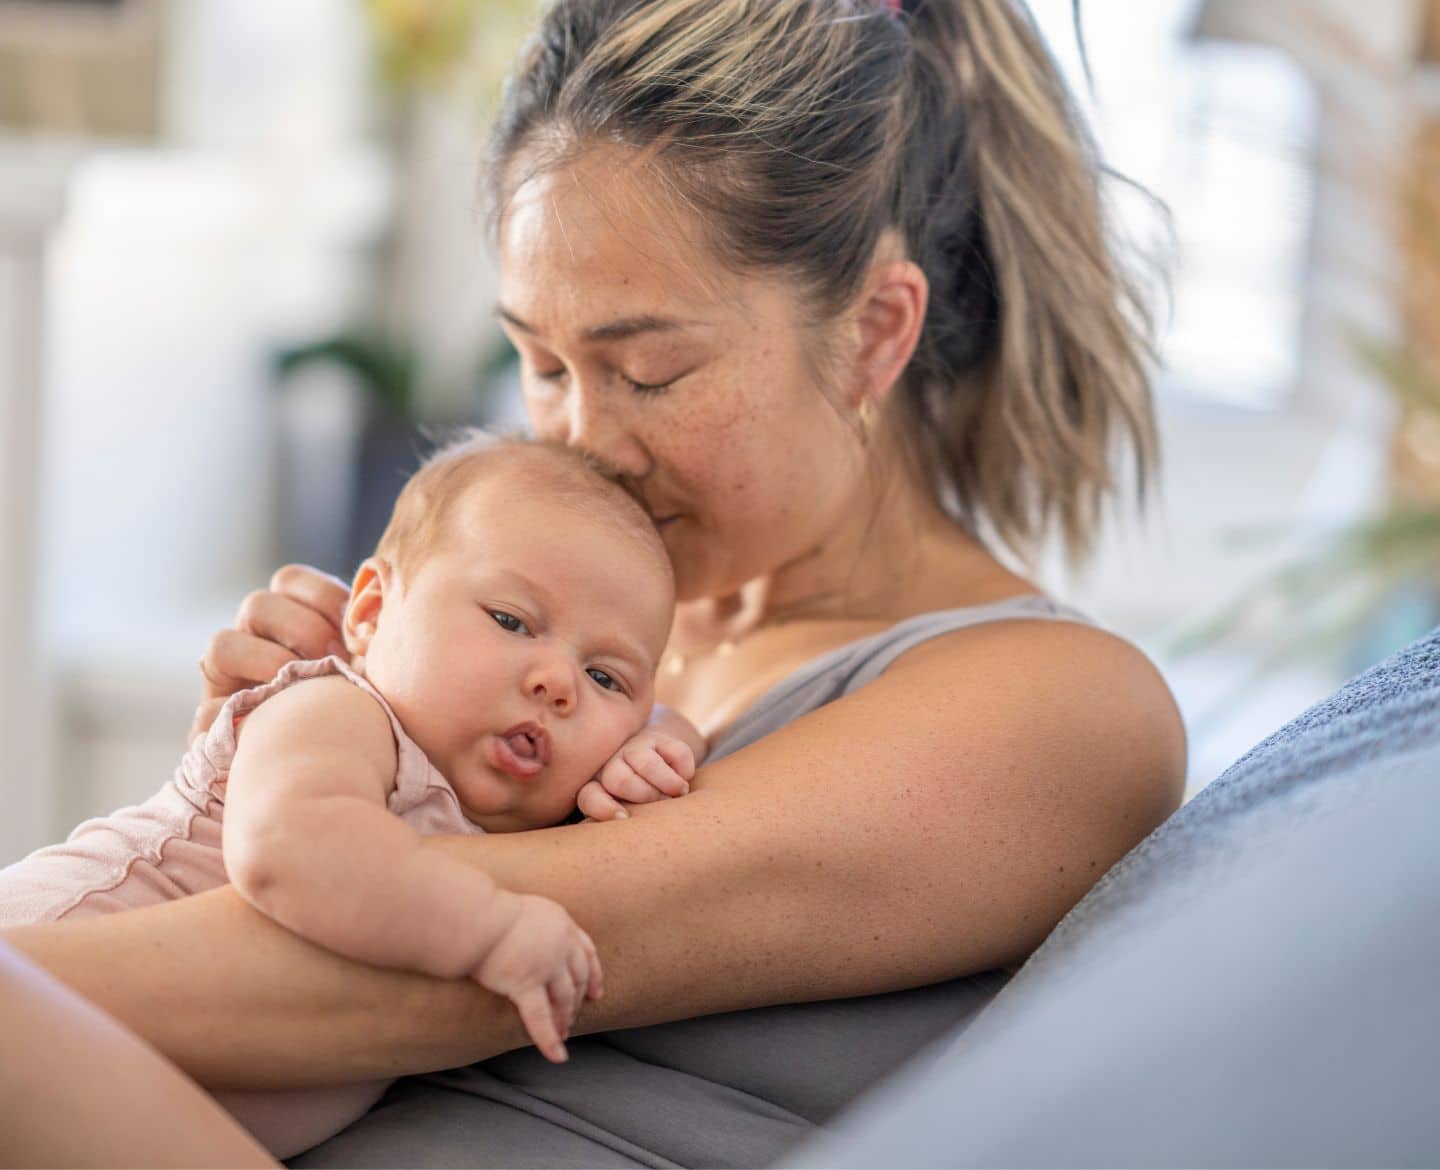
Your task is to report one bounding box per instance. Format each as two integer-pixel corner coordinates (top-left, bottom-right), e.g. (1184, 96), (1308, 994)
(0, 1), (388, 863)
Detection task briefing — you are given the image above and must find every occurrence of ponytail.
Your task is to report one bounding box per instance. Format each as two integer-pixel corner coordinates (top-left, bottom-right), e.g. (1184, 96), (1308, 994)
(897, 0), (1159, 564)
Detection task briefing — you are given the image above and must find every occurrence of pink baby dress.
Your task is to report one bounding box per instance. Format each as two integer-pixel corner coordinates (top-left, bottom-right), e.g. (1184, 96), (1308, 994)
(0, 656), (486, 1157)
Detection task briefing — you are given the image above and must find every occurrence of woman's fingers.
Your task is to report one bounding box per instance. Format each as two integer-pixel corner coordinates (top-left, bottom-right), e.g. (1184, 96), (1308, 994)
(199, 629), (298, 701)
(268, 564), (350, 628)
(235, 588), (346, 662)
(188, 696), (227, 747)
(194, 565), (349, 727)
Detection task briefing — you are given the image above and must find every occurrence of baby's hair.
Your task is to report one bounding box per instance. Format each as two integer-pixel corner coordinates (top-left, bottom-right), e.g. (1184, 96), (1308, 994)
(373, 429), (672, 587)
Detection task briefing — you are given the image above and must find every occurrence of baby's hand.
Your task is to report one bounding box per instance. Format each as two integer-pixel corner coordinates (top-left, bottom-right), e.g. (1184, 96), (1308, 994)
(577, 730), (695, 821)
(471, 892), (603, 1063)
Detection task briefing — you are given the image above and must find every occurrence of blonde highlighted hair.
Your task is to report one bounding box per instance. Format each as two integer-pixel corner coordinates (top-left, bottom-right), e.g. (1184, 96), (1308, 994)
(489, 0), (1159, 565)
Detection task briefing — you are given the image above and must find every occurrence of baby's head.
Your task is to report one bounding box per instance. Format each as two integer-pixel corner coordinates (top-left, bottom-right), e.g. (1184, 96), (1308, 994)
(341, 432), (675, 832)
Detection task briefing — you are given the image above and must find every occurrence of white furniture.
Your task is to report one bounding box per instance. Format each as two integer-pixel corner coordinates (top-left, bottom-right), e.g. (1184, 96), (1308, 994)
(0, 140), (75, 863)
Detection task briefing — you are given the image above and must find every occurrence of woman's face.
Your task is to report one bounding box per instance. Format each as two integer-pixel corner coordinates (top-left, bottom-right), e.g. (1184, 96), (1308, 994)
(496, 145), (866, 602)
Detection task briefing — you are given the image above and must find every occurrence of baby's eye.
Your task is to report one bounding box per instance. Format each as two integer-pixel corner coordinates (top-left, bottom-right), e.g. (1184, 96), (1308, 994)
(586, 667), (623, 693)
(488, 610), (531, 636)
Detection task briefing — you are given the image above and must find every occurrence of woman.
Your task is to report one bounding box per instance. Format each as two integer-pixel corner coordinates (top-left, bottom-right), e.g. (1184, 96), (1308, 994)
(2, 0), (1185, 1164)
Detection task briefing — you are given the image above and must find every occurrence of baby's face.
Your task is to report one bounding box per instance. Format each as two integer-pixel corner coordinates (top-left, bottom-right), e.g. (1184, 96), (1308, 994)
(354, 474), (673, 831)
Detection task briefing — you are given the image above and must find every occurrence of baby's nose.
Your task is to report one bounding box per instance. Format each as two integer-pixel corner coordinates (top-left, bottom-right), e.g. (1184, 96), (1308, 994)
(527, 665), (575, 712)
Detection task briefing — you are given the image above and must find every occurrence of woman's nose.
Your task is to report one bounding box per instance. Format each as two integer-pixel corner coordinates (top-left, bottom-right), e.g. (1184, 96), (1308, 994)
(558, 383), (650, 479)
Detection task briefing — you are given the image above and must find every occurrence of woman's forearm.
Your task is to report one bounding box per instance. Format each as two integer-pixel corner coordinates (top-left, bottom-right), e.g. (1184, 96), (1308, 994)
(0, 795), (764, 1092)
(0, 802), (731, 1091)
(0, 886), (529, 1091)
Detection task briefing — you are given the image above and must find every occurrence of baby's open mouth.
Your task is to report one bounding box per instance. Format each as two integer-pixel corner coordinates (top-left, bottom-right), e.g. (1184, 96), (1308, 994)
(491, 722), (550, 779)
(506, 730), (540, 760)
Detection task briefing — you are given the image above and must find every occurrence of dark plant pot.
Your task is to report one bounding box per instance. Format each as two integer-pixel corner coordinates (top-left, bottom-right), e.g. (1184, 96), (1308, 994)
(345, 413), (424, 576)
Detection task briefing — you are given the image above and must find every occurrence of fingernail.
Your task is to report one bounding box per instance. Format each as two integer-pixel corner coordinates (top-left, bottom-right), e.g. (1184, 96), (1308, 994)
(615, 808), (629, 819)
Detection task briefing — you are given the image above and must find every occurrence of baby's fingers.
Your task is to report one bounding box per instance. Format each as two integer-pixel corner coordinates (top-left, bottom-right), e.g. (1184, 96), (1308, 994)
(624, 746), (689, 798)
(549, 974), (579, 1037)
(513, 987), (568, 1064)
(570, 939), (603, 1006)
(595, 758), (666, 805)
(652, 738), (697, 782)
(576, 779), (631, 821)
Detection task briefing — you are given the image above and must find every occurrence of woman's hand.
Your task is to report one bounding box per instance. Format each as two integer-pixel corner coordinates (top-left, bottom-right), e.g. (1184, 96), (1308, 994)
(192, 565), (350, 743)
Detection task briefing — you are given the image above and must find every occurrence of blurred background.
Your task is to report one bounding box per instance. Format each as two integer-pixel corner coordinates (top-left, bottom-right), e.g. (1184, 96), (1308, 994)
(0, 0), (1436, 864)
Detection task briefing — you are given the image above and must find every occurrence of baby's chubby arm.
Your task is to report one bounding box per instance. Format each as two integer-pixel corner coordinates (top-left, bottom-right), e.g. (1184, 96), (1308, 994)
(222, 677), (522, 981)
(577, 706), (708, 821)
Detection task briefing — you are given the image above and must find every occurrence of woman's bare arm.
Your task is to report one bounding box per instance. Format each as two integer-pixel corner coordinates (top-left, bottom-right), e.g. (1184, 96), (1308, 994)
(4, 620), (1184, 1091)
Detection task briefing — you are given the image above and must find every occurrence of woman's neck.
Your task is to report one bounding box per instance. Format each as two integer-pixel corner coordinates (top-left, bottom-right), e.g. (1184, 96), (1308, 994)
(676, 444), (1033, 646)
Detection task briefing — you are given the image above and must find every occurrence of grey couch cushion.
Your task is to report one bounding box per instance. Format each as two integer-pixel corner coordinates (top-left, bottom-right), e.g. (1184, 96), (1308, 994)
(785, 630), (1440, 1168)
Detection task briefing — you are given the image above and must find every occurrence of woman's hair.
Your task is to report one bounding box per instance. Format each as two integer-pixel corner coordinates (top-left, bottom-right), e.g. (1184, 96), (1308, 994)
(375, 430), (671, 584)
(487, 0), (1158, 566)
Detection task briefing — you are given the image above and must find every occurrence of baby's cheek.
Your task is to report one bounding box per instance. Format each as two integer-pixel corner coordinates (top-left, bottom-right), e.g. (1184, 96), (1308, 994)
(577, 716), (636, 779)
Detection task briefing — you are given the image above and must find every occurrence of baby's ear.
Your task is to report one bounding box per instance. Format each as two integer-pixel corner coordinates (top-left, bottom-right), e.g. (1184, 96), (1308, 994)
(343, 557), (392, 656)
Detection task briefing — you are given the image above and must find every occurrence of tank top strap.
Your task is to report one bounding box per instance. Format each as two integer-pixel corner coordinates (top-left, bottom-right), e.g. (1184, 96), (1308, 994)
(842, 595), (1093, 691)
(708, 594), (1095, 763)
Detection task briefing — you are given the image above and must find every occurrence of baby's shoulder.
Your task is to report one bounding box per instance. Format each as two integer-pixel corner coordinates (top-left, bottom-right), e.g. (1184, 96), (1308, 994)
(237, 668), (395, 757)
(270, 669), (378, 709)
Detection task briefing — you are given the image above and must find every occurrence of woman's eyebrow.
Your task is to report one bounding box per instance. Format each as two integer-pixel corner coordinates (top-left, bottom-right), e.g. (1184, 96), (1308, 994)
(495, 305), (702, 342)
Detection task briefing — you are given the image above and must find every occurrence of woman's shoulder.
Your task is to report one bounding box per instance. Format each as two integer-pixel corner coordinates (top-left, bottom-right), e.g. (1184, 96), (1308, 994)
(880, 605), (1187, 815)
(682, 594), (1187, 978)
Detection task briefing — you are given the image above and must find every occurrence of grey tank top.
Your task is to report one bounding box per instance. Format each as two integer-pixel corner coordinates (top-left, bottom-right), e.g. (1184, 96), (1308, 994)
(292, 595), (1091, 1170)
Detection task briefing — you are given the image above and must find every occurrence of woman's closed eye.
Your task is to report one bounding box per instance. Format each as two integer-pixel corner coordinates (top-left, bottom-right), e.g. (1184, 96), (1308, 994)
(624, 376), (672, 396)
(529, 365), (675, 397)
(488, 609), (532, 636)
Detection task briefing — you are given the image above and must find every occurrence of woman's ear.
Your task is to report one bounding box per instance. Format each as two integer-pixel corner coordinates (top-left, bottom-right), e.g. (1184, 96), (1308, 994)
(851, 250), (928, 409)
(342, 557), (392, 658)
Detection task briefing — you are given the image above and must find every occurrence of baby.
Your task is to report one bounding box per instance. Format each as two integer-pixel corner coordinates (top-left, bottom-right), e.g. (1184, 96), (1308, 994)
(0, 433), (706, 1157)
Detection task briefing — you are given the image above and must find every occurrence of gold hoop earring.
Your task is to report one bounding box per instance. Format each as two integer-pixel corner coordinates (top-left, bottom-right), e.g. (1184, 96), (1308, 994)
(857, 397), (876, 435)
